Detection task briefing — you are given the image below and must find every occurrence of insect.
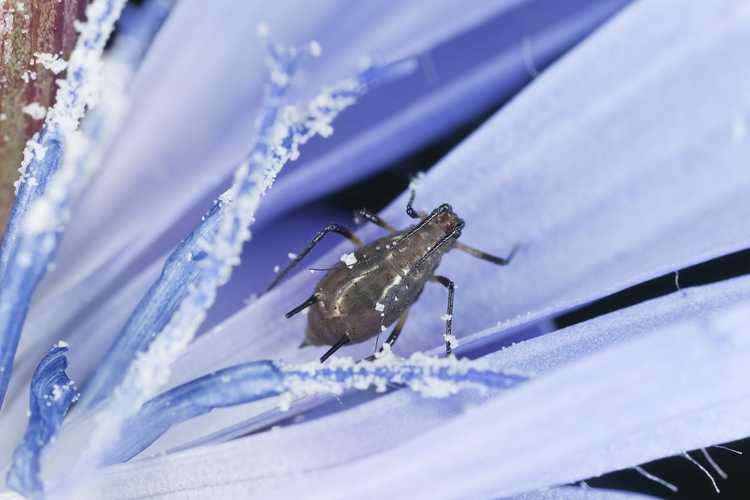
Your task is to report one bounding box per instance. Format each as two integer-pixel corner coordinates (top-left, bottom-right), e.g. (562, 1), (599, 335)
(267, 190), (515, 362)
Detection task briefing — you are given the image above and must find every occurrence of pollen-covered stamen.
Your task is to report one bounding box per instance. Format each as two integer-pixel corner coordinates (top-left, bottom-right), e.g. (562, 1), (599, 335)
(7, 345), (79, 498)
(102, 355), (526, 464)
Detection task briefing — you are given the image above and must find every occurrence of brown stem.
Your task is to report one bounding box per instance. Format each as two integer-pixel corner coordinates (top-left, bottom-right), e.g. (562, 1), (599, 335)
(0, 0), (86, 235)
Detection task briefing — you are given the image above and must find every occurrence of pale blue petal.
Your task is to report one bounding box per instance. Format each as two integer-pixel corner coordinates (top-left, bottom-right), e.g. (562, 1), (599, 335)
(93, 273), (750, 499)
(135, 0), (750, 455)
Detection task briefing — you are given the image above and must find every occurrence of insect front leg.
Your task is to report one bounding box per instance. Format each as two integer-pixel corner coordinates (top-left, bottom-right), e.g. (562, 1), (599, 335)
(431, 275), (456, 356)
(267, 224), (363, 291)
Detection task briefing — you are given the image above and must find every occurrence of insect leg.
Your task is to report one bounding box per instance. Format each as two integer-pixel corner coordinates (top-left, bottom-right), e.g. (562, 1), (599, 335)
(406, 189), (422, 219)
(364, 309), (410, 361)
(320, 335), (350, 363)
(267, 224), (364, 291)
(355, 208), (397, 233)
(455, 242), (517, 266)
(431, 275), (455, 356)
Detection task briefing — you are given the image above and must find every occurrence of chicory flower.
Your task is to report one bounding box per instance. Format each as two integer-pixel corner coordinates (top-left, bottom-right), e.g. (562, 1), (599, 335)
(0, 0), (748, 498)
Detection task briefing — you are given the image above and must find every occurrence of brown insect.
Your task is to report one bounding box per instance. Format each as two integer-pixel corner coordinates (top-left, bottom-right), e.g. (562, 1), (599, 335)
(267, 191), (515, 362)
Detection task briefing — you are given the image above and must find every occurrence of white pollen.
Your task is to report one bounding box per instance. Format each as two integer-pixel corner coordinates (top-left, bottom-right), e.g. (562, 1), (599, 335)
(34, 51), (68, 74)
(374, 302), (385, 312)
(340, 252), (357, 267)
(441, 314), (452, 321)
(51, 384), (64, 401)
(308, 40), (322, 57)
(287, 252), (298, 259)
(22, 102), (46, 120)
(273, 265), (281, 273)
(444, 334), (459, 350)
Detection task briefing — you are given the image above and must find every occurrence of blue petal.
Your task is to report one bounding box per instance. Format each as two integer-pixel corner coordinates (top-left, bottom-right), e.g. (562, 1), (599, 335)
(105, 360), (283, 465)
(6, 345), (78, 497)
(78, 199), (227, 410)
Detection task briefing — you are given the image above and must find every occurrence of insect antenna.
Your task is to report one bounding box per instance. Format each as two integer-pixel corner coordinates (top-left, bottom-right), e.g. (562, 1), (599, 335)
(320, 336), (350, 363)
(285, 295), (317, 318)
(267, 224), (363, 292)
